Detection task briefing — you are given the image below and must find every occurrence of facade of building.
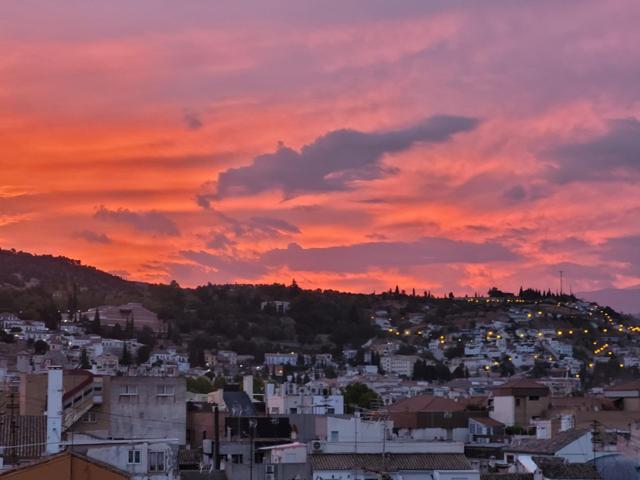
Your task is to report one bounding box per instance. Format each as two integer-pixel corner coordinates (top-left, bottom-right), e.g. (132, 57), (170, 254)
(490, 379), (550, 427)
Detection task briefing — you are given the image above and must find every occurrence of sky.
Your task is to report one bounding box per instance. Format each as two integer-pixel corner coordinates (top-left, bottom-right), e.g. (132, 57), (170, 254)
(1, 1), (639, 305)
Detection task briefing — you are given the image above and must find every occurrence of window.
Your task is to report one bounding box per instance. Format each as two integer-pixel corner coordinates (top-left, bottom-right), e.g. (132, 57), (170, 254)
(149, 451), (165, 472)
(82, 411), (96, 423)
(289, 408), (297, 414)
(120, 385), (138, 396)
(529, 395), (540, 401)
(515, 398), (521, 406)
(203, 430), (208, 439)
(157, 385), (175, 396)
(327, 408), (335, 414)
(330, 431), (339, 442)
(128, 450), (141, 464)
(231, 454), (243, 464)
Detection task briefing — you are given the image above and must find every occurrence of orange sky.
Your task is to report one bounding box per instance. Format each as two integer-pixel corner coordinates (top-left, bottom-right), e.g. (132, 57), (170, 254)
(1, 1), (640, 300)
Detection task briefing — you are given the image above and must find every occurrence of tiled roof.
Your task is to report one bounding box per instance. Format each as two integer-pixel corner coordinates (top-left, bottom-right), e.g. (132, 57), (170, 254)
(481, 474), (534, 480)
(505, 428), (590, 455)
(533, 457), (601, 479)
(471, 416), (504, 427)
(605, 380), (640, 392)
(388, 395), (468, 413)
(493, 379), (550, 396)
(0, 451), (129, 478)
(0, 415), (46, 459)
(180, 472), (227, 480)
(310, 453), (473, 472)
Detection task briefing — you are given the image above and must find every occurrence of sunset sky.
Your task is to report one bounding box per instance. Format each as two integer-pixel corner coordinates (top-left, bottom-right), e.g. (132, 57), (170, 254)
(1, 1), (639, 301)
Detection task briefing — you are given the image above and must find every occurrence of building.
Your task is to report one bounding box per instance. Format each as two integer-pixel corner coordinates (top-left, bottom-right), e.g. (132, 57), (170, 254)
(381, 355), (419, 377)
(504, 428), (593, 464)
(310, 453), (480, 480)
(468, 417), (505, 444)
(389, 395), (486, 442)
(84, 303), (163, 332)
(78, 376), (187, 444)
(260, 301), (291, 314)
(264, 353), (297, 367)
(0, 451), (128, 480)
(489, 379), (550, 427)
(604, 380), (640, 411)
(265, 382), (344, 415)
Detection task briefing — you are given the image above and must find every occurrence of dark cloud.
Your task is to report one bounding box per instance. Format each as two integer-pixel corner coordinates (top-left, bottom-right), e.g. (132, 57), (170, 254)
(206, 232), (236, 250)
(183, 108), (203, 130)
(94, 206), (180, 236)
(547, 118), (640, 184)
(200, 213), (300, 251)
(577, 286), (640, 315)
(203, 115), (479, 201)
(260, 237), (517, 273)
(502, 184), (527, 202)
(538, 236), (593, 253)
(249, 216), (300, 234)
(599, 235), (640, 275)
(74, 229), (112, 244)
(180, 250), (268, 278)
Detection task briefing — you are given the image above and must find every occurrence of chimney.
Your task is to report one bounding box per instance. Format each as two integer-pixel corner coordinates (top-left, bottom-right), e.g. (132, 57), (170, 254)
(243, 375), (254, 400)
(559, 414), (575, 432)
(46, 366), (63, 455)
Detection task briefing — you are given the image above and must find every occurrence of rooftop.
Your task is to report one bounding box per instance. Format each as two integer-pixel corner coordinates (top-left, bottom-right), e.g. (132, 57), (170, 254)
(533, 457), (601, 480)
(505, 428), (590, 455)
(310, 453), (473, 472)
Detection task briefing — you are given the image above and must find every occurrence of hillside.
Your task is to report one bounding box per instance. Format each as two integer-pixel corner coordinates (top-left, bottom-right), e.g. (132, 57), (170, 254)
(1, 248), (638, 373)
(0, 248), (144, 319)
(578, 286), (640, 317)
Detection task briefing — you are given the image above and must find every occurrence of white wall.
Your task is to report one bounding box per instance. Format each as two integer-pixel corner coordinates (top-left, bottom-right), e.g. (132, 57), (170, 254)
(556, 432), (593, 463)
(490, 396), (515, 426)
(87, 442), (178, 480)
(399, 427), (468, 442)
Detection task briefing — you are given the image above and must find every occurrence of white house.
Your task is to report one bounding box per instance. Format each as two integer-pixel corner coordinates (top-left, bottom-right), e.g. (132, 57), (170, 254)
(264, 353), (298, 366)
(504, 428), (594, 464)
(265, 382), (344, 415)
(381, 355), (419, 377)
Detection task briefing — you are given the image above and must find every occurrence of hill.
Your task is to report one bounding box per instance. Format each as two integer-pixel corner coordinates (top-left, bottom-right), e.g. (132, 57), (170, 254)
(578, 286), (640, 317)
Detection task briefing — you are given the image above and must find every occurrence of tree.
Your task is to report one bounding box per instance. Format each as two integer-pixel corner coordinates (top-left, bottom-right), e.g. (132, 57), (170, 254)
(212, 376), (227, 390)
(343, 383), (380, 413)
(89, 308), (101, 335)
(33, 339), (49, 355)
(80, 348), (91, 369)
(136, 345), (151, 364)
(120, 343), (132, 366)
(498, 355), (516, 377)
(187, 376), (214, 394)
(39, 302), (61, 331)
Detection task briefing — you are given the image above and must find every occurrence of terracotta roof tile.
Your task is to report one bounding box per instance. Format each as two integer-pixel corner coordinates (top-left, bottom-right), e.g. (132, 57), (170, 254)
(310, 453), (473, 471)
(0, 415), (46, 459)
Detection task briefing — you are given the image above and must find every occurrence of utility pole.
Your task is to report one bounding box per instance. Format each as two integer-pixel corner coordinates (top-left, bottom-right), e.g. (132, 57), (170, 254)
(249, 419), (257, 480)
(7, 387), (18, 465)
(559, 270), (564, 296)
(591, 419), (598, 464)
